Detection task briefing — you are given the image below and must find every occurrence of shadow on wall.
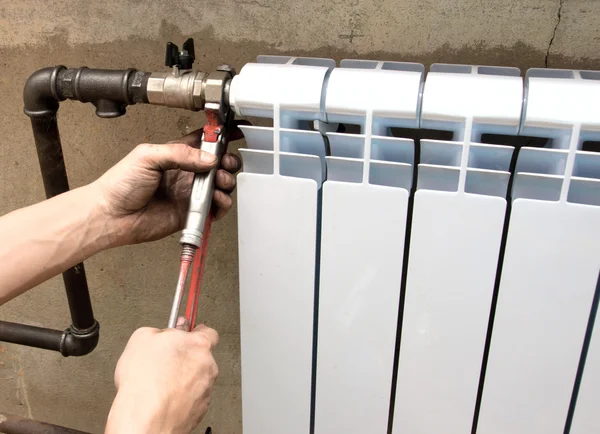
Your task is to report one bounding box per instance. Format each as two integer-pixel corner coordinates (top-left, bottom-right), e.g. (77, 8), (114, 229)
(8, 20), (600, 85)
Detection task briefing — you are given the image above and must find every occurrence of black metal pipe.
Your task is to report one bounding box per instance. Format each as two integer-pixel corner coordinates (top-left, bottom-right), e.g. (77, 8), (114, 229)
(0, 321), (65, 353)
(0, 321), (100, 357)
(29, 115), (69, 197)
(55, 67), (149, 117)
(22, 66), (64, 118)
(24, 66), (149, 118)
(61, 264), (95, 332)
(0, 66), (150, 356)
(0, 412), (90, 434)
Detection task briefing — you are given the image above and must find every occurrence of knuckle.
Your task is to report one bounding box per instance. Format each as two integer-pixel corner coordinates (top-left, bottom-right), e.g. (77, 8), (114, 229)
(127, 327), (157, 345)
(221, 193), (233, 208)
(226, 172), (237, 188)
(192, 333), (212, 349)
(134, 142), (152, 153)
(133, 143), (155, 159)
(208, 326), (219, 340)
(200, 355), (219, 380)
(221, 154), (237, 172)
(228, 153), (242, 169)
(217, 170), (233, 188)
(132, 326), (154, 338)
(172, 142), (189, 153)
(211, 361), (219, 380)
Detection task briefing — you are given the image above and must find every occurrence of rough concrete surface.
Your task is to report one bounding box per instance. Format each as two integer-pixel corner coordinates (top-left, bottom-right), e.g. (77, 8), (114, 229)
(0, 0), (599, 432)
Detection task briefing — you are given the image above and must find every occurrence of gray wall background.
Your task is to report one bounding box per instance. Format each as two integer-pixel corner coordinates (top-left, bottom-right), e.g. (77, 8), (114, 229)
(0, 0), (598, 432)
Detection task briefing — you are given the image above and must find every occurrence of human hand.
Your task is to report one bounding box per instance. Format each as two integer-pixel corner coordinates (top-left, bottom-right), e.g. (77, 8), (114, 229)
(106, 321), (219, 434)
(94, 122), (247, 246)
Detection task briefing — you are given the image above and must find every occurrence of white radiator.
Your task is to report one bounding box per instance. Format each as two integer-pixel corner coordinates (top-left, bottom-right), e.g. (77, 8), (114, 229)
(230, 56), (600, 434)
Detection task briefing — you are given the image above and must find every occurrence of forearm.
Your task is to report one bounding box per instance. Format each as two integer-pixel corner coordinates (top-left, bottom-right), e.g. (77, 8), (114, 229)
(106, 387), (172, 434)
(0, 183), (118, 304)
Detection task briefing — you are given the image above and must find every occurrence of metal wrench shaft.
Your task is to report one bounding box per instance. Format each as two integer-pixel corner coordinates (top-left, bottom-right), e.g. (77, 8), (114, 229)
(180, 137), (224, 248)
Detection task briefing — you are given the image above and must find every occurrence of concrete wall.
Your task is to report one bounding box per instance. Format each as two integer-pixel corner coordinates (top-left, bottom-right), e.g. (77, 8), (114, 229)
(0, 0), (598, 432)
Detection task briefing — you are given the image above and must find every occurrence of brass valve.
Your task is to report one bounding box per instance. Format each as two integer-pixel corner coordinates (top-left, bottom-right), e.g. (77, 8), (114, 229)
(146, 38), (233, 121)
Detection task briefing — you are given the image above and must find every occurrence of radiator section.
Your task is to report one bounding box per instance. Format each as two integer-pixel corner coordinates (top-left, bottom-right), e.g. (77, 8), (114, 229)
(314, 60), (422, 434)
(235, 57), (331, 434)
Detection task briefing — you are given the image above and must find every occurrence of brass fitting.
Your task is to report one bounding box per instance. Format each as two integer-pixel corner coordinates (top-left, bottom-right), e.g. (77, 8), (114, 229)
(146, 69), (232, 120)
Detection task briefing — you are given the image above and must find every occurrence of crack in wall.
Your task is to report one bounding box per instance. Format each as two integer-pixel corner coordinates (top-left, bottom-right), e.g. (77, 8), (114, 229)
(545, 0), (564, 68)
(232, 0), (272, 7)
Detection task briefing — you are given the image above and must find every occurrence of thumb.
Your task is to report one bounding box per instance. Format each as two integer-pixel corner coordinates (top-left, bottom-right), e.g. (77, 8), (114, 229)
(134, 142), (217, 173)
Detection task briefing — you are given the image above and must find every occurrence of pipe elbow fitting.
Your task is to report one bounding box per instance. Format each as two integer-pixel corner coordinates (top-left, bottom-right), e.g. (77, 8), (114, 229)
(23, 66), (65, 118)
(60, 322), (100, 357)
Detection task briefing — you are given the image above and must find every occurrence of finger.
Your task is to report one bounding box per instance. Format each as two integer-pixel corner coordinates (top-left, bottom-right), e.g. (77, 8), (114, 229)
(215, 169), (236, 193)
(172, 120), (250, 147)
(169, 119), (250, 151)
(220, 153), (242, 174)
(167, 129), (204, 148)
(192, 324), (219, 349)
(175, 316), (190, 332)
(212, 189), (233, 220)
(136, 143), (217, 173)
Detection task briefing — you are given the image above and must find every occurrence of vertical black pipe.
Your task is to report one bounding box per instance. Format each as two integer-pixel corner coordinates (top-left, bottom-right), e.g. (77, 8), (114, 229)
(61, 264), (95, 331)
(29, 116), (96, 332)
(29, 115), (69, 196)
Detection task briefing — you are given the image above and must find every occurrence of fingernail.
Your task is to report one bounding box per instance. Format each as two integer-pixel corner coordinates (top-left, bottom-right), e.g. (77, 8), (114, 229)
(176, 317), (187, 327)
(201, 151), (217, 164)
